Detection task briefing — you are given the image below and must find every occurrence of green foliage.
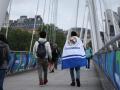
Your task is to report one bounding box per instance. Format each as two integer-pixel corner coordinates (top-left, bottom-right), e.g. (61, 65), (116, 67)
(56, 30), (66, 50)
(0, 24), (66, 51)
(1, 28), (32, 51)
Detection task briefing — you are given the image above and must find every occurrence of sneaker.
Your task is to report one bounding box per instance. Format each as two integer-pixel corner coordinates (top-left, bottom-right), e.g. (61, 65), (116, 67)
(39, 80), (44, 86)
(49, 70), (54, 73)
(44, 79), (48, 85)
(76, 79), (81, 87)
(70, 81), (75, 86)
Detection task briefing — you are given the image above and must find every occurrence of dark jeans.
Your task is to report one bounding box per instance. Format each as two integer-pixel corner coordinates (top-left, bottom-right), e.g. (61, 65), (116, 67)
(0, 70), (6, 90)
(86, 57), (91, 69)
(54, 58), (58, 69)
(70, 67), (80, 81)
(52, 57), (58, 69)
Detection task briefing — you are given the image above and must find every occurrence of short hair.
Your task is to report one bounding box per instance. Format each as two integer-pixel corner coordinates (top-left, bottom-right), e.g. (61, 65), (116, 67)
(39, 31), (46, 38)
(0, 33), (8, 43)
(71, 31), (77, 36)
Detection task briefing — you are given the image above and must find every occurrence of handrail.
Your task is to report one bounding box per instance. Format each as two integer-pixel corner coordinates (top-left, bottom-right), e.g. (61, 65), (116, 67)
(97, 32), (120, 53)
(93, 33), (120, 90)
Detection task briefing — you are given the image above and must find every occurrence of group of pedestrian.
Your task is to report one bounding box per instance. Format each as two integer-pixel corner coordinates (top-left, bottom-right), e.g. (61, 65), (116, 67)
(0, 30), (93, 89)
(33, 30), (93, 87)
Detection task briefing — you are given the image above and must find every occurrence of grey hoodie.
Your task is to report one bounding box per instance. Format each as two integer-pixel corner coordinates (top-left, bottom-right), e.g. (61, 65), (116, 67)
(33, 38), (52, 60)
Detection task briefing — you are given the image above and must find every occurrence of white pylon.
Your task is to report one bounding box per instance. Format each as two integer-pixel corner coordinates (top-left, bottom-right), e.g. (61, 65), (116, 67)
(0, 0), (10, 30)
(87, 0), (103, 53)
(83, 11), (89, 48)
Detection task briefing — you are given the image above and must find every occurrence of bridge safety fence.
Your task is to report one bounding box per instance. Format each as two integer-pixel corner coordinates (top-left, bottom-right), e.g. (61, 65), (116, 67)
(7, 51), (36, 75)
(93, 33), (120, 90)
(93, 50), (120, 90)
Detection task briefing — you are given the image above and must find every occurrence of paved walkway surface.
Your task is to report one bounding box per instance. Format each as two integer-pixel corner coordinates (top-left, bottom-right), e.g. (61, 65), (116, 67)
(4, 63), (102, 90)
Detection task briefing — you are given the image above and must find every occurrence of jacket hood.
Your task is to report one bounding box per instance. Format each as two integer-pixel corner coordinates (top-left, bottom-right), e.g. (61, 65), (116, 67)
(38, 38), (47, 42)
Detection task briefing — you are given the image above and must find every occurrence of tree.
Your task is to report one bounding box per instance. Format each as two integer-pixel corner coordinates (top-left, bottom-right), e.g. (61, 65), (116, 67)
(1, 27), (33, 51)
(0, 24), (66, 51)
(56, 30), (66, 51)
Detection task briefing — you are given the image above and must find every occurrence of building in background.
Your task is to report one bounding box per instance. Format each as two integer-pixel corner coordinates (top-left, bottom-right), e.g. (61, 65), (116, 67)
(70, 27), (90, 39)
(105, 8), (120, 40)
(9, 15), (43, 30)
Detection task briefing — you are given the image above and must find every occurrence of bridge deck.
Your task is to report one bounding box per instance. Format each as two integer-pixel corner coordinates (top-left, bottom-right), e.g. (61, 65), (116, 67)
(4, 63), (102, 90)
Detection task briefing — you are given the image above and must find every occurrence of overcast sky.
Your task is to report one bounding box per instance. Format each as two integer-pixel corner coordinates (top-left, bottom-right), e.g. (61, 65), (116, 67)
(9, 0), (120, 30)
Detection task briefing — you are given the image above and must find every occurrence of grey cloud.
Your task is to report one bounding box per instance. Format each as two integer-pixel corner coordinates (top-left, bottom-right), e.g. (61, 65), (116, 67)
(10, 0), (120, 30)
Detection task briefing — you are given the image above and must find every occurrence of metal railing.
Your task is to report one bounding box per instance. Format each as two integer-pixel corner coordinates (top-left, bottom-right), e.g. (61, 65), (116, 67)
(7, 51), (36, 75)
(93, 33), (120, 90)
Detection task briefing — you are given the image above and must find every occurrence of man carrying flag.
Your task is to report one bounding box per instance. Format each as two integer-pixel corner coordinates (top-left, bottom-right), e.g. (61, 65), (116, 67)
(61, 31), (87, 87)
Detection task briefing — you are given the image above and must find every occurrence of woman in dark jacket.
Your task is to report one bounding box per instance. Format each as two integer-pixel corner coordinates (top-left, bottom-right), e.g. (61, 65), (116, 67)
(0, 33), (10, 90)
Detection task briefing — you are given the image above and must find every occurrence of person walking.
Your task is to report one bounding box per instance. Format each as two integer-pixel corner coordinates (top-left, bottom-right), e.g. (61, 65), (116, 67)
(33, 31), (52, 86)
(0, 33), (10, 90)
(85, 44), (92, 69)
(69, 31), (81, 87)
(61, 31), (87, 87)
(49, 43), (59, 73)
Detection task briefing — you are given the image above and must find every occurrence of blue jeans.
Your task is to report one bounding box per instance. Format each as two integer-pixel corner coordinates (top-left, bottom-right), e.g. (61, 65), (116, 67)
(0, 70), (6, 90)
(70, 67), (80, 81)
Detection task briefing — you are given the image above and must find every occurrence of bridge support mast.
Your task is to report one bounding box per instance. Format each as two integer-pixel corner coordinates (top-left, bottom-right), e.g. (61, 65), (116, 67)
(0, 0), (10, 30)
(88, 0), (103, 53)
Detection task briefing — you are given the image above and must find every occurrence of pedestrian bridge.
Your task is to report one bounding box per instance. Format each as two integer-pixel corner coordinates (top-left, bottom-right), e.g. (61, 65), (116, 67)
(5, 62), (102, 90)
(4, 48), (120, 90)
(0, 0), (120, 90)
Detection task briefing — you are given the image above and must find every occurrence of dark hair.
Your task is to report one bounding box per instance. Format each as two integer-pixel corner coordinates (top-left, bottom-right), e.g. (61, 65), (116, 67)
(0, 33), (8, 44)
(39, 31), (46, 38)
(71, 31), (77, 36)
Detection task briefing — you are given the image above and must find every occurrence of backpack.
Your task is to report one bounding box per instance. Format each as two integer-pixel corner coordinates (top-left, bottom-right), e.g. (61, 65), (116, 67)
(0, 45), (8, 66)
(36, 41), (47, 59)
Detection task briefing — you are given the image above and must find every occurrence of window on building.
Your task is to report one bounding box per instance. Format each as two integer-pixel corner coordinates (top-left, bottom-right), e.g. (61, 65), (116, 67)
(110, 25), (115, 36)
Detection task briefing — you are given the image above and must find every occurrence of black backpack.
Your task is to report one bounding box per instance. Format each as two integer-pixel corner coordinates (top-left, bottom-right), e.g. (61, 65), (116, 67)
(36, 41), (47, 59)
(0, 45), (8, 66)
